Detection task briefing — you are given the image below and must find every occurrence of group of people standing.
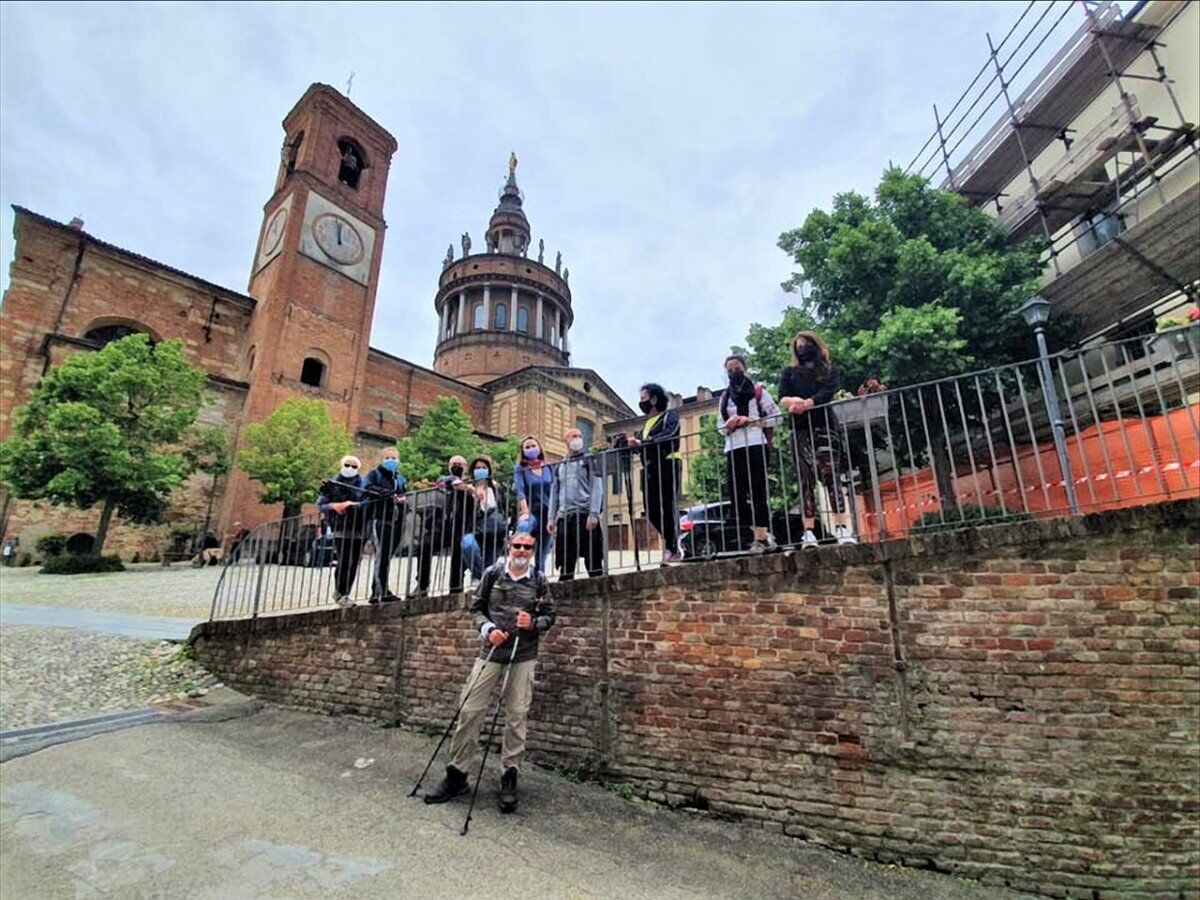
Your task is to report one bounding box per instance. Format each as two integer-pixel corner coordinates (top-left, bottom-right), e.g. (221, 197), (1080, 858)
(313, 328), (856, 605)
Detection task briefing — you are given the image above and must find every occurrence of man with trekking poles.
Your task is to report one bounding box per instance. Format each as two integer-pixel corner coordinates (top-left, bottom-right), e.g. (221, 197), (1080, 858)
(415, 529), (555, 827)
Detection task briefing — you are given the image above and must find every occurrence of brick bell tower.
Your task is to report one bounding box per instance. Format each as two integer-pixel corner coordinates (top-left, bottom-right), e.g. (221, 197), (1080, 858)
(223, 83), (398, 527)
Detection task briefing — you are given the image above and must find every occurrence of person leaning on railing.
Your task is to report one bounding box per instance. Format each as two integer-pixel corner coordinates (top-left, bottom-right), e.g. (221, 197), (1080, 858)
(778, 331), (856, 549)
(430, 454), (472, 594)
(628, 382), (683, 566)
(461, 455), (510, 581)
(717, 354), (780, 554)
(513, 434), (555, 575)
(549, 426), (606, 580)
(317, 454), (370, 607)
(363, 447), (408, 603)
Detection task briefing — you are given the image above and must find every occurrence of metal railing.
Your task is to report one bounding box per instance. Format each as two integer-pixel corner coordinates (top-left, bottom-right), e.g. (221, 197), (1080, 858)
(211, 325), (1199, 621)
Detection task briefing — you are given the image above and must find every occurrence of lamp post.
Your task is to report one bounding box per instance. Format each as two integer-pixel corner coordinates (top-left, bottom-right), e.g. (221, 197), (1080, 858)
(1019, 296), (1079, 516)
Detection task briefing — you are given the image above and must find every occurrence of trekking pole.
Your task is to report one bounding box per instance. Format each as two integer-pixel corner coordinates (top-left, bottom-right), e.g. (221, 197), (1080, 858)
(461, 629), (521, 836)
(408, 642), (498, 798)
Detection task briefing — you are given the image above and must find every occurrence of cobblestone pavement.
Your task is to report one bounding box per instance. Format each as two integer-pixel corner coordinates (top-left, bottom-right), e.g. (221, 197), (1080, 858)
(0, 563), (221, 620)
(0, 627), (219, 732)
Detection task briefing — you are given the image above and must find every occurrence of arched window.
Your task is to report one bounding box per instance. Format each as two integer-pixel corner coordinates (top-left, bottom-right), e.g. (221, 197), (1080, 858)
(300, 357), (326, 388)
(84, 323), (146, 347)
(283, 131), (303, 175)
(473, 304), (485, 330)
(494, 304), (507, 329)
(576, 418), (595, 448)
(445, 308), (456, 338)
(247, 345), (257, 372)
(337, 138), (367, 189)
(517, 307), (530, 334)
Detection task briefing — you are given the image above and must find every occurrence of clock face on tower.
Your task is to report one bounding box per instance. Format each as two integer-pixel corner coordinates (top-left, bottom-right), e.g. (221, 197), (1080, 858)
(311, 213), (365, 265)
(261, 206), (288, 256)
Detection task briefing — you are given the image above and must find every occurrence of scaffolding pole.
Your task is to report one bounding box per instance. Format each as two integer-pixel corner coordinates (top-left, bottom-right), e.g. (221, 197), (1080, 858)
(987, 31), (1062, 275)
(933, 103), (957, 189)
(1079, 0), (1168, 206)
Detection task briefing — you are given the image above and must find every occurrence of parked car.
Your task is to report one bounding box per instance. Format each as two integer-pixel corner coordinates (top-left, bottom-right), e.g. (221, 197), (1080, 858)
(679, 502), (751, 560)
(679, 502), (829, 559)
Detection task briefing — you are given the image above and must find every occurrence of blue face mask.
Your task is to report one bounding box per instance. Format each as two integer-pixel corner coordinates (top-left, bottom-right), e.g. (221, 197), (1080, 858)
(523, 446), (540, 460)
(473, 468), (490, 481)
(382, 458), (398, 473)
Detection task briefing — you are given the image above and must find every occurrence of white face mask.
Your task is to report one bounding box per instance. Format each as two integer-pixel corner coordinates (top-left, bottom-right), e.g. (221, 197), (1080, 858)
(340, 466), (358, 478)
(568, 438), (584, 453)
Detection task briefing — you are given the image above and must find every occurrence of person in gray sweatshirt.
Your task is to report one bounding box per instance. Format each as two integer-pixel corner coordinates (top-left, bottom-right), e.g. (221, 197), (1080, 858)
(549, 426), (606, 580)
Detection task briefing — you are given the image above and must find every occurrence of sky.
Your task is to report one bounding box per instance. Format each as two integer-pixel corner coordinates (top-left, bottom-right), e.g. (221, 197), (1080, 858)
(0, 1), (1087, 408)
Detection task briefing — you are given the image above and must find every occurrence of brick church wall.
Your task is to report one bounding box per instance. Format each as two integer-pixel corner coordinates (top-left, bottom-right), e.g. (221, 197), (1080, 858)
(193, 499), (1200, 898)
(0, 212), (254, 557)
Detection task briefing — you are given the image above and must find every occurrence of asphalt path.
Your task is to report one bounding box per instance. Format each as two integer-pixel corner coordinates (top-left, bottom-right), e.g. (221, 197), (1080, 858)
(0, 693), (1030, 900)
(0, 603), (195, 641)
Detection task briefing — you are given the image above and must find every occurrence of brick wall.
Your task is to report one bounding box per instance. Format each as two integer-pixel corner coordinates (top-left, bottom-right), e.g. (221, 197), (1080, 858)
(196, 502), (1200, 897)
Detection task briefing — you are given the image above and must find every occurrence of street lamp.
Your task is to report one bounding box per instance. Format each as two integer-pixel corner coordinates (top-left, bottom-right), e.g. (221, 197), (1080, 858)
(1018, 296), (1079, 515)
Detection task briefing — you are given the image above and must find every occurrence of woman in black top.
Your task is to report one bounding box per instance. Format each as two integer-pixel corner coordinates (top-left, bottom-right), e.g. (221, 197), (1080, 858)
(778, 331), (856, 548)
(629, 382), (682, 565)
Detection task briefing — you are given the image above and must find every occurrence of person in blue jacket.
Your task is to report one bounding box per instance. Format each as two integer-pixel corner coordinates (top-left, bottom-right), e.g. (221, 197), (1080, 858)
(363, 447), (408, 602)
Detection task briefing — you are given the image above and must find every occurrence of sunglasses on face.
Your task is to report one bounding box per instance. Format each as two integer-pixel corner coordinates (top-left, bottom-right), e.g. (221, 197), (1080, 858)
(510, 542), (535, 550)
(344, 464), (359, 469)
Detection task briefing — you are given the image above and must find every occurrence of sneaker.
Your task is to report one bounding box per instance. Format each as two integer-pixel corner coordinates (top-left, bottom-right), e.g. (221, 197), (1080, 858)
(498, 767), (519, 814)
(835, 525), (858, 546)
(423, 765), (469, 804)
(660, 549), (682, 567)
(747, 535), (779, 555)
(335, 593), (355, 608)
(800, 530), (819, 551)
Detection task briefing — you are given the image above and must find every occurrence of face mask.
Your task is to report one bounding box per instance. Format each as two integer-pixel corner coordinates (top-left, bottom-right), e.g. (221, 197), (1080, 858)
(796, 344), (818, 362)
(450, 465), (465, 477)
(523, 446), (541, 460)
(639, 399), (653, 414)
(382, 458), (398, 473)
(728, 370), (747, 386)
(340, 466), (358, 479)
(568, 438), (584, 453)
(473, 468), (490, 481)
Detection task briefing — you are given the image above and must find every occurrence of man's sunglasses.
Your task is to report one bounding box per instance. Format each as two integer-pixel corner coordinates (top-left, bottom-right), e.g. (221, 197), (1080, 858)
(510, 542), (535, 550)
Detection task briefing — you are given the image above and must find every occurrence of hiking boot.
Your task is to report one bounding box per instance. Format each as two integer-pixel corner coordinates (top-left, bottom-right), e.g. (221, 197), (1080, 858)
(423, 765), (469, 804)
(800, 530), (819, 551)
(498, 767), (519, 814)
(835, 525), (858, 545)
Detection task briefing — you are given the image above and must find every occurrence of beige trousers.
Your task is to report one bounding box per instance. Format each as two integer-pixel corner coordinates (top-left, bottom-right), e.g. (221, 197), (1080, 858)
(448, 657), (537, 773)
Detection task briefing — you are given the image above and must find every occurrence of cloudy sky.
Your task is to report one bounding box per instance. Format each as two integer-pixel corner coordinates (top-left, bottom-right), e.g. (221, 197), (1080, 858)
(0, 1), (1083, 406)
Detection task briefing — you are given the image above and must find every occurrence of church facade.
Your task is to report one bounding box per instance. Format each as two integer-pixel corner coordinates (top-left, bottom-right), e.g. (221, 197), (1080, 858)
(0, 83), (632, 557)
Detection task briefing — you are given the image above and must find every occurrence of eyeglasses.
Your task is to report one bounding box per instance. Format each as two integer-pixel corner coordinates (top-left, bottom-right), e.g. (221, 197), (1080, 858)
(510, 542), (535, 550)
(343, 464), (359, 469)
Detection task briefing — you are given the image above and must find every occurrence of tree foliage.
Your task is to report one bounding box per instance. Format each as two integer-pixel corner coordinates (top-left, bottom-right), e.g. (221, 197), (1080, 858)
(776, 166), (1052, 390)
(236, 397), (352, 518)
(394, 396), (486, 485)
(0, 334), (208, 555)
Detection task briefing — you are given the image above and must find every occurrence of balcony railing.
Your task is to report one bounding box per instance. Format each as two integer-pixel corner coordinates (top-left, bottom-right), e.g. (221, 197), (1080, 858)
(211, 326), (1199, 622)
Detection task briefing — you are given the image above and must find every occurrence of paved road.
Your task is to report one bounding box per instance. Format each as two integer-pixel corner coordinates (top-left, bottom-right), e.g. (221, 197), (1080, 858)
(0, 694), (1030, 900)
(0, 604), (195, 640)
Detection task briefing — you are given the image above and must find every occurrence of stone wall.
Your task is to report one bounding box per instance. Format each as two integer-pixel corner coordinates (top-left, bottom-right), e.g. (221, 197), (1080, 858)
(194, 499), (1198, 898)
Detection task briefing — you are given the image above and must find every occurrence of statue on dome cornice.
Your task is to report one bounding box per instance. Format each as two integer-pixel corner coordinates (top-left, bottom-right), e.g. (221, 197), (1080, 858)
(537, 239), (545, 264)
(443, 244), (454, 268)
(563, 267), (569, 283)
(508, 151), (518, 178)
(461, 232), (472, 256)
(555, 251), (562, 275)
(487, 231), (498, 253)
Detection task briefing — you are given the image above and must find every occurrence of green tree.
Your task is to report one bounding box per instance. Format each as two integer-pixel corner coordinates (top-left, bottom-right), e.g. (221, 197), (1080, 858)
(236, 398), (352, 518)
(685, 415), (725, 504)
(184, 427), (230, 554)
(394, 396), (485, 484)
(770, 167), (1074, 510)
(0, 334), (208, 556)
(777, 166), (1050, 390)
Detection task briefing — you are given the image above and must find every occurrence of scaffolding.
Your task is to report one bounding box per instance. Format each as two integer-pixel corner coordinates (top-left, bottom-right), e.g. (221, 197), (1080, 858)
(906, 0), (1199, 334)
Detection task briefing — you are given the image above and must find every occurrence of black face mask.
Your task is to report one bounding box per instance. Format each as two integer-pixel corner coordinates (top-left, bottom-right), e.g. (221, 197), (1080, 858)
(639, 399), (654, 414)
(450, 465), (465, 477)
(728, 370), (747, 387)
(795, 344), (818, 363)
